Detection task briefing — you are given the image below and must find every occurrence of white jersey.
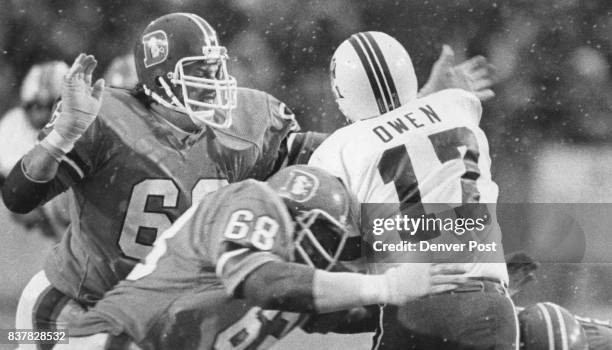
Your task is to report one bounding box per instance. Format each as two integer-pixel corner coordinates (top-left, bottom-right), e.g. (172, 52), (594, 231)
(309, 89), (507, 282)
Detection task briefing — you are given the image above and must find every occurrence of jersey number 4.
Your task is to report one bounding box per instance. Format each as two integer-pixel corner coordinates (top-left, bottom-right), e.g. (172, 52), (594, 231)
(119, 178), (228, 260)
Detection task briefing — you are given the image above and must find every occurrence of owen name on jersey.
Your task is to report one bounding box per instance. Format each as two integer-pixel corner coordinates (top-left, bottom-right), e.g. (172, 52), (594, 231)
(371, 104), (443, 143)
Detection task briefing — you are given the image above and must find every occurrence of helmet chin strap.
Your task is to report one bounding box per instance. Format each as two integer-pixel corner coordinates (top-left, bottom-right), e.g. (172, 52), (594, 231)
(188, 109), (215, 126)
(158, 77), (188, 111)
(143, 80), (184, 113)
(145, 78), (212, 128)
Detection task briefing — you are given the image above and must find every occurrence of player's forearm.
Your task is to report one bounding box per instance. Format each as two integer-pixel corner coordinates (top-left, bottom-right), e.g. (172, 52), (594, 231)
(23, 144), (61, 181)
(313, 270), (387, 313)
(1, 146), (59, 214)
(242, 261), (387, 314)
(242, 261), (316, 312)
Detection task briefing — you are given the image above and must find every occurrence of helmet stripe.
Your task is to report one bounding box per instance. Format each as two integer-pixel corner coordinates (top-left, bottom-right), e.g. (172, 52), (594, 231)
(547, 303), (569, 350)
(348, 35), (388, 115)
(177, 13), (214, 46)
(536, 303), (556, 350)
(354, 34), (394, 113)
(357, 33), (395, 111)
(198, 18), (218, 46)
(363, 32), (400, 109)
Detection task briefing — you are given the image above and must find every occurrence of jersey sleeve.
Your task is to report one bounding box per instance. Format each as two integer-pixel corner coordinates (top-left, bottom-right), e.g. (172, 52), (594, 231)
(440, 89), (483, 125)
(247, 96), (301, 180)
(307, 135), (347, 180)
(203, 182), (296, 296)
(39, 101), (105, 188)
(3, 102), (106, 211)
(267, 131), (330, 179)
(286, 131), (329, 166)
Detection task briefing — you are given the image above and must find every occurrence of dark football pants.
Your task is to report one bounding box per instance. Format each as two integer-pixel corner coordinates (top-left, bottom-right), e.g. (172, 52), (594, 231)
(372, 279), (519, 350)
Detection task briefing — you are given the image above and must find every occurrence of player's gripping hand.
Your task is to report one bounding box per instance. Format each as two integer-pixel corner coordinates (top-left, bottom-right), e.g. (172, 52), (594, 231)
(41, 54), (105, 159)
(383, 263), (468, 305)
(419, 45), (496, 102)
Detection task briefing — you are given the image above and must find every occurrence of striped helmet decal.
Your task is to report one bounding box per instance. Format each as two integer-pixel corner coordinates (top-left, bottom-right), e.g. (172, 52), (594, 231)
(363, 32), (400, 109)
(177, 13), (218, 46)
(536, 302), (570, 350)
(348, 32), (400, 115)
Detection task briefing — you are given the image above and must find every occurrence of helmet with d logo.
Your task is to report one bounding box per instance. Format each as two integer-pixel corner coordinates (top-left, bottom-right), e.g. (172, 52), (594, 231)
(267, 165), (359, 270)
(134, 12), (237, 128)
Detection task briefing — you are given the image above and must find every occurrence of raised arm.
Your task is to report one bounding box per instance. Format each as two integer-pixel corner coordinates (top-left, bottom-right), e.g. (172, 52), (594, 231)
(2, 54), (104, 213)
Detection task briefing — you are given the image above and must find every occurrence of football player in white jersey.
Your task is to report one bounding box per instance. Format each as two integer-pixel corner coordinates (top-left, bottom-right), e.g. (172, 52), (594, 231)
(309, 31), (517, 350)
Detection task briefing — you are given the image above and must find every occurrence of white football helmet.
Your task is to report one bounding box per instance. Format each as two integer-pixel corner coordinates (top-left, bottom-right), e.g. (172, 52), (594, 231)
(330, 31), (418, 122)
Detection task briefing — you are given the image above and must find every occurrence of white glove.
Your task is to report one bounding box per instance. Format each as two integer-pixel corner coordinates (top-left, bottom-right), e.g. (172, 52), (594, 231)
(419, 45), (496, 102)
(382, 263), (468, 305)
(42, 53), (105, 159)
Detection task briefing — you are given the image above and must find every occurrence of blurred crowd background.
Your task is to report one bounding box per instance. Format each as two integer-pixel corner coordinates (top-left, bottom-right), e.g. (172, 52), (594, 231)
(1, 0), (612, 348)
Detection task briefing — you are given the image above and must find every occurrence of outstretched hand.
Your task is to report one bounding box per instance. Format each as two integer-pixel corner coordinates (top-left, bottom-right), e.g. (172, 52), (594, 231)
(384, 262), (468, 305)
(55, 53), (105, 143)
(419, 45), (497, 102)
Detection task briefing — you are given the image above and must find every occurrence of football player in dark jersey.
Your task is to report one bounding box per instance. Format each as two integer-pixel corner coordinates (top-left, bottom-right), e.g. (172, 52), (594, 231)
(52, 165), (467, 350)
(2, 13), (299, 347)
